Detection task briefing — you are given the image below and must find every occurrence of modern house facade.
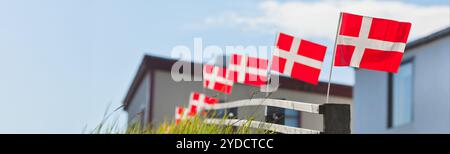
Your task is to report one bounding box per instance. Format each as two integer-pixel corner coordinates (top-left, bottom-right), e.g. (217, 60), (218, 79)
(123, 55), (353, 131)
(353, 27), (450, 133)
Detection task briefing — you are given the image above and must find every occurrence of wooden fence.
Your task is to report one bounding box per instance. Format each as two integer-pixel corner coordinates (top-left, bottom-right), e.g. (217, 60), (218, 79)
(204, 98), (350, 134)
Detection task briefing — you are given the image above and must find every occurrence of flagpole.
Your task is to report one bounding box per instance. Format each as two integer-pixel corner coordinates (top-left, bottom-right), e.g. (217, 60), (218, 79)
(225, 55), (228, 103)
(202, 62), (205, 97)
(325, 12), (342, 104)
(266, 31), (280, 98)
(265, 46), (272, 98)
(265, 72), (271, 98)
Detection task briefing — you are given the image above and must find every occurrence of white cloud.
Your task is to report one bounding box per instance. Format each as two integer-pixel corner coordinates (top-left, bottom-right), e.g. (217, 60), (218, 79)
(204, 0), (450, 41)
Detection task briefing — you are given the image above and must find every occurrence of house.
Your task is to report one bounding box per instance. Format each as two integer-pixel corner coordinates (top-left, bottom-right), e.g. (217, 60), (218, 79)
(353, 27), (450, 133)
(122, 55), (352, 131)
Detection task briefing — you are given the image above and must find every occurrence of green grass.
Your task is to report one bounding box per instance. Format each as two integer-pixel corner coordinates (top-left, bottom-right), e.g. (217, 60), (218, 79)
(91, 112), (274, 134)
(91, 94), (276, 134)
(131, 115), (273, 134)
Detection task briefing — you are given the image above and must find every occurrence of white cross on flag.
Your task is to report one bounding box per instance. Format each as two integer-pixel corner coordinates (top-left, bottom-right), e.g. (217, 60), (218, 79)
(228, 53), (269, 87)
(188, 92), (219, 114)
(271, 32), (327, 85)
(203, 64), (234, 94)
(334, 12), (412, 73)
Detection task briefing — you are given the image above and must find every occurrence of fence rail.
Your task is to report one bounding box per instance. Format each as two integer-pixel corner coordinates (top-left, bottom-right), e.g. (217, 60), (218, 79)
(204, 118), (321, 134)
(205, 98), (350, 134)
(209, 98), (320, 114)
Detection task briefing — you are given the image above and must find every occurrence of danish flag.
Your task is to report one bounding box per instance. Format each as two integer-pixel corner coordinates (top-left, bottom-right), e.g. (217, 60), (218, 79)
(271, 32), (327, 85)
(228, 53), (269, 87)
(203, 64), (234, 94)
(187, 104), (199, 117)
(186, 92), (219, 117)
(334, 12), (412, 73)
(174, 106), (186, 124)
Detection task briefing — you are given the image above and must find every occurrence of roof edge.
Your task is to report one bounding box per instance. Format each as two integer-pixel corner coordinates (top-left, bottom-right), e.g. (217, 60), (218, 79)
(406, 27), (450, 50)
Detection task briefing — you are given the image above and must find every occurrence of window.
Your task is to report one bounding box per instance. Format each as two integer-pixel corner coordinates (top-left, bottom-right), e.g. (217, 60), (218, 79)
(266, 107), (285, 125)
(265, 107), (300, 127)
(389, 60), (414, 128)
(284, 109), (300, 127)
(214, 99), (238, 119)
(215, 108), (238, 119)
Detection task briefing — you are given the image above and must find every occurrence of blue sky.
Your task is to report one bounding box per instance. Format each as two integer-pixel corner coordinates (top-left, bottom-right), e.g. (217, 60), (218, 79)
(0, 0), (448, 133)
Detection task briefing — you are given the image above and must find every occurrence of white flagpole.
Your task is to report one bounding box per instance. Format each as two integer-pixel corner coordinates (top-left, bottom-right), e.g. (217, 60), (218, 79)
(265, 71), (271, 98)
(325, 12), (343, 104)
(202, 62), (206, 96)
(225, 55), (228, 103)
(266, 32), (280, 98)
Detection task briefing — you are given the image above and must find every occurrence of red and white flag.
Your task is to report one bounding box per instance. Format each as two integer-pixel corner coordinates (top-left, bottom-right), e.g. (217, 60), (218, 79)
(188, 92), (219, 113)
(271, 32), (327, 85)
(203, 64), (234, 94)
(228, 53), (269, 87)
(174, 106), (185, 124)
(187, 104), (199, 117)
(186, 104), (205, 117)
(334, 12), (412, 73)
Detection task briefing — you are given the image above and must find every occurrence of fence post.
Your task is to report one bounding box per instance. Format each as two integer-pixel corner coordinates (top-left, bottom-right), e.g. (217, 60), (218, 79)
(319, 103), (351, 134)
